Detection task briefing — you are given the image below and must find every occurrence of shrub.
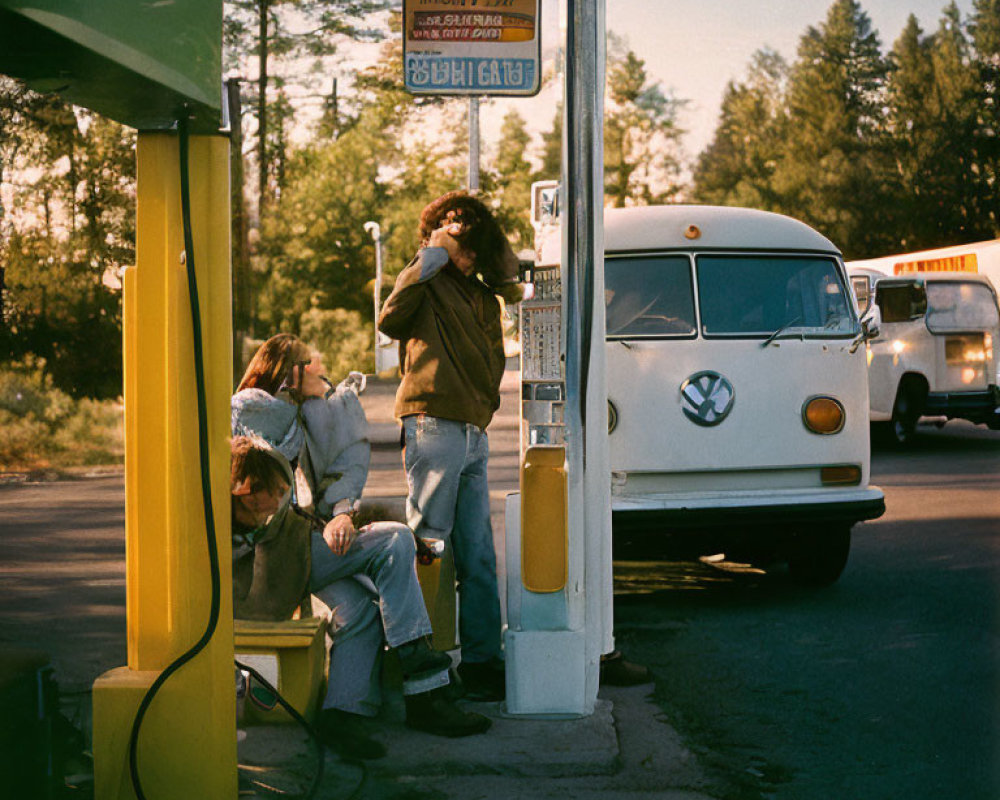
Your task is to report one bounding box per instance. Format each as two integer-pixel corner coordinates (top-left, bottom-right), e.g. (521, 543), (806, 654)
(0, 361), (123, 471)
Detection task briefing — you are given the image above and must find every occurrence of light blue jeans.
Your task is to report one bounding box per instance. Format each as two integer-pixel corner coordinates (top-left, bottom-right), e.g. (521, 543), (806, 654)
(309, 522), (445, 716)
(402, 414), (502, 665)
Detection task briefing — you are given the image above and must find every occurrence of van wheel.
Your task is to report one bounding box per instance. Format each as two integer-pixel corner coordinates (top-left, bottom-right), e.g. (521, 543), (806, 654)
(788, 526), (851, 586)
(889, 385), (920, 445)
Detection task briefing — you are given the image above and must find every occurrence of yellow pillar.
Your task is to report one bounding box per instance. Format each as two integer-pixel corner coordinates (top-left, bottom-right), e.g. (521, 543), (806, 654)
(92, 133), (236, 799)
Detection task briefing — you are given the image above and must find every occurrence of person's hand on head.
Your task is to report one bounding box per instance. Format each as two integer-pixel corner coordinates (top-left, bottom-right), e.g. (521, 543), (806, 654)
(427, 219), (476, 276)
(323, 513), (356, 556)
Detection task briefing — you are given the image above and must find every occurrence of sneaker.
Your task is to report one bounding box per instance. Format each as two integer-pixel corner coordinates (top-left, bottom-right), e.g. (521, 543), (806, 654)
(316, 708), (386, 761)
(456, 659), (505, 701)
(396, 636), (452, 681)
(404, 687), (492, 737)
(599, 650), (652, 686)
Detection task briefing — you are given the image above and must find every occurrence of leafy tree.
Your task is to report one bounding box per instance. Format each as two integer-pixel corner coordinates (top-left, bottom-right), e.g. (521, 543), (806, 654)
(490, 109), (536, 248)
(1, 89), (133, 399)
(604, 43), (686, 207)
(255, 30), (463, 347)
(538, 103), (562, 182)
(223, 0), (389, 216)
(692, 49), (789, 209)
(772, 0), (892, 257)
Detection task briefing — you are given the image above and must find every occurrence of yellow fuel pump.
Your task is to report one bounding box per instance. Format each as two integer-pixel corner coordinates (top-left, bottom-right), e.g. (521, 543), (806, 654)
(0, 3), (237, 797)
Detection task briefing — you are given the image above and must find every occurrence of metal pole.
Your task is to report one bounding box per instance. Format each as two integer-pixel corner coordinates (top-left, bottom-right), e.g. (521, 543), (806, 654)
(468, 96), (480, 194)
(364, 221), (382, 373)
(563, 0), (612, 700)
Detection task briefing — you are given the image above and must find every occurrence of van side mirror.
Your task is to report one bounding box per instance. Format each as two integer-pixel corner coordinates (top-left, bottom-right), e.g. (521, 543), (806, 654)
(849, 317), (880, 354)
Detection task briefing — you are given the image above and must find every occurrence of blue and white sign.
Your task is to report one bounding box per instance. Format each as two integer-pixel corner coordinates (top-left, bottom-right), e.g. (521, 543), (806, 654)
(405, 55), (537, 93)
(403, 0), (541, 97)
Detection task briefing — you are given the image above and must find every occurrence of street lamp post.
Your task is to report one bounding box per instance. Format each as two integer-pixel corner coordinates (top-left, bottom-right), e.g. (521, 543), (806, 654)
(364, 220), (383, 374)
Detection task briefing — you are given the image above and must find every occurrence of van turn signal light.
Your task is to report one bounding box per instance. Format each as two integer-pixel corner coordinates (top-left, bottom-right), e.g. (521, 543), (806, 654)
(821, 465), (862, 485)
(802, 396), (845, 434)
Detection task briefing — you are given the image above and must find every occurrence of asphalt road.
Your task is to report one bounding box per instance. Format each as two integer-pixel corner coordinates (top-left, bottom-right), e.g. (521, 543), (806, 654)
(611, 421), (1000, 800)
(1, 376), (997, 800)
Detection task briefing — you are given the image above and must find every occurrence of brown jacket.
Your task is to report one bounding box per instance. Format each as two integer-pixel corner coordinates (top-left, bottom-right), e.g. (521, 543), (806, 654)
(379, 248), (505, 430)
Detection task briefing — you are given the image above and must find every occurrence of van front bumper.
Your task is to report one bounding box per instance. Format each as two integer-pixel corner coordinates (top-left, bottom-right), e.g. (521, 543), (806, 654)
(924, 385), (1000, 428)
(611, 486), (885, 532)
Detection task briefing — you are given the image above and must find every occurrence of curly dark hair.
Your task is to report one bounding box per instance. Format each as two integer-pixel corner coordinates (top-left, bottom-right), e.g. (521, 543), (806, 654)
(418, 191), (510, 281)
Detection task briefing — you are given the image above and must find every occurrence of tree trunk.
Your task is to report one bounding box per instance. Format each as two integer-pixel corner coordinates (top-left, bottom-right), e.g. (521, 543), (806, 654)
(227, 78), (253, 385)
(257, 0), (269, 219)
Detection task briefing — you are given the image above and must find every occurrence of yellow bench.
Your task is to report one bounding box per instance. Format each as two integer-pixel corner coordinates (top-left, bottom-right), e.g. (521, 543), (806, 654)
(234, 616), (327, 724)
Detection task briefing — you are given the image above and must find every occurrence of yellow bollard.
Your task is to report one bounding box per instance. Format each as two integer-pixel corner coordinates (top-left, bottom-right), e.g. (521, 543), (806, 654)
(92, 132), (236, 799)
(520, 445), (568, 593)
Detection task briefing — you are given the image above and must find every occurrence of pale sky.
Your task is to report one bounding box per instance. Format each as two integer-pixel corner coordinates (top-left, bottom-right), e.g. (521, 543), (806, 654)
(477, 0), (977, 167)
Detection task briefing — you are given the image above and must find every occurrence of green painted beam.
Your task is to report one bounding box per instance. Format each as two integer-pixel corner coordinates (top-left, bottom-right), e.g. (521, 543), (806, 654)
(0, 1), (221, 131)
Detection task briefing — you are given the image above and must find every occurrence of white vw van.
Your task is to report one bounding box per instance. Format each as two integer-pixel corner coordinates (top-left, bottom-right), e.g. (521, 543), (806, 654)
(597, 205), (884, 584)
(847, 267), (1000, 443)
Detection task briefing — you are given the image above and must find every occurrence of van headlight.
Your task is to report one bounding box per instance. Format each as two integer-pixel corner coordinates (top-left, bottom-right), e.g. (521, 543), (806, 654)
(802, 396), (845, 435)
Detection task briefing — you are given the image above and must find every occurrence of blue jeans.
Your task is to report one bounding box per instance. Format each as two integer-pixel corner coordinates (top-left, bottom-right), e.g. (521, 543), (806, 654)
(402, 414), (502, 664)
(309, 522), (444, 715)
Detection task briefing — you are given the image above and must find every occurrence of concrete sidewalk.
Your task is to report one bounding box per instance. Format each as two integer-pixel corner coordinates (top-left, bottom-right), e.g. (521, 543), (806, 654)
(228, 373), (718, 799)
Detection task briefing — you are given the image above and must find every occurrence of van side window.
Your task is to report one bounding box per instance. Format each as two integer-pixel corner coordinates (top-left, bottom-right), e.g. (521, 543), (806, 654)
(696, 256), (855, 337)
(876, 283), (926, 323)
(605, 256), (696, 337)
(925, 282), (1000, 332)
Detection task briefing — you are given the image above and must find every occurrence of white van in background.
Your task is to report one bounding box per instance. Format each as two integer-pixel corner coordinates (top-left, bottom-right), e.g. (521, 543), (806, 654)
(847, 267), (1000, 443)
(527, 187), (884, 585)
(847, 239), (1000, 292)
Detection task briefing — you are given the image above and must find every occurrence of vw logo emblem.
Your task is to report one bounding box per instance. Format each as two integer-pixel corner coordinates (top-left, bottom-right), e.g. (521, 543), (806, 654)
(680, 371), (735, 427)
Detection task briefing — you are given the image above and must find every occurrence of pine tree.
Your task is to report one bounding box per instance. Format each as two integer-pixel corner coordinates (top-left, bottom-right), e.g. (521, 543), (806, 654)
(774, 0), (892, 257)
(883, 15), (938, 249)
(491, 109), (535, 248)
(604, 44), (685, 207)
(538, 103), (562, 182)
(969, 0), (1000, 235)
(692, 49), (788, 209)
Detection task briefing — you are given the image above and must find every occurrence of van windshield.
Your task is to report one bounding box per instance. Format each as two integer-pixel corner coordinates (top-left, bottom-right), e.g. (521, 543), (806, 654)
(925, 282), (1000, 332)
(605, 256), (696, 337)
(697, 255), (856, 338)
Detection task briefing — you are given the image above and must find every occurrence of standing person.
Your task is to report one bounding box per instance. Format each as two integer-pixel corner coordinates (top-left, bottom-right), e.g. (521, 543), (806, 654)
(379, 192), (654, 695)
(231, 335), (491, 760)
(378, 191), (521, 701)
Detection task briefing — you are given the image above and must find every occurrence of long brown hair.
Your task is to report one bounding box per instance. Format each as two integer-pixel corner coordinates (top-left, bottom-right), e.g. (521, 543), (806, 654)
(418, 191), (509, 283)
(237, 333), (311, 395)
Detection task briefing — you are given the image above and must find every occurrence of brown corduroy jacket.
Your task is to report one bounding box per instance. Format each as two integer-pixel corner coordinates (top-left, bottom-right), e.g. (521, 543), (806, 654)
(379, 247), (506, 430)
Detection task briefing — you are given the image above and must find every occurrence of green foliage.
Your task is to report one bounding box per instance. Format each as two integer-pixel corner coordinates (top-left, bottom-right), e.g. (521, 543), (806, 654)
(489, 110), (536, 249)
(604, 40), (686, 207)
(298, 306), (374, 379)
(1, 81), (132, 400)
(692, 0), (998, 257)
(692, 49), (788, 209)
(0, 360), (123, 469)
